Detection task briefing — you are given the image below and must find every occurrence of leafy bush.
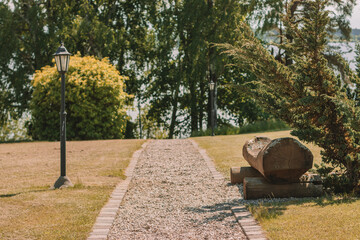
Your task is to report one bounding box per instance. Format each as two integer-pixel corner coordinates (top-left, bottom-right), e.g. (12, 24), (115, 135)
(315, 162), (355, 194)
(29, 55), (131, 140)
(0, 113), (31, 142)
(191, 119), (289, 137)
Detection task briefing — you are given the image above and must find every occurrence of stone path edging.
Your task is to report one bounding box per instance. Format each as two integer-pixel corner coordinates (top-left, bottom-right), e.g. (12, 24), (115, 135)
(232, 206), (268, 240)
(189, 139), (224, 180)
(87, 140), (151, 240)
(190, 139), (268, 240)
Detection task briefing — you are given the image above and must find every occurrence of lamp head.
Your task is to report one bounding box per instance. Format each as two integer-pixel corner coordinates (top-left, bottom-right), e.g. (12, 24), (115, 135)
(54, 42), (71, 73)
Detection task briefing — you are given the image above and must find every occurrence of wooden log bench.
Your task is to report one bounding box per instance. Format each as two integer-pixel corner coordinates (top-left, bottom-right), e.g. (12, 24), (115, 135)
(231, 137), (323, 199)
(243, 137), (313, 183)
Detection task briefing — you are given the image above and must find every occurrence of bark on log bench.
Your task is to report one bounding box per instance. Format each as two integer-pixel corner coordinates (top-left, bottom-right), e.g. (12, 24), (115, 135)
(243, 137), (313, 183)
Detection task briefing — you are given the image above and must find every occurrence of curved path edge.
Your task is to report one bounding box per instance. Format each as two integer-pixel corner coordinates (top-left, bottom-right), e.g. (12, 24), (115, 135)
(190, 139), (268, 240)
(87, 140), (151, 240)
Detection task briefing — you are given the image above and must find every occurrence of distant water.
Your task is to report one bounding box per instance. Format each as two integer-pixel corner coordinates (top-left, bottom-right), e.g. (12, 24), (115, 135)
(329, 42), (357, 70)
(129, 42), (359, 127)
(269, 42), (358, 70)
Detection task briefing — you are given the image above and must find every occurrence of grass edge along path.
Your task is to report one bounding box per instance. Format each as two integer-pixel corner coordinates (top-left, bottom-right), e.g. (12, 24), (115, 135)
(192, 131), (360, 240)
(0, 139), (146, 240)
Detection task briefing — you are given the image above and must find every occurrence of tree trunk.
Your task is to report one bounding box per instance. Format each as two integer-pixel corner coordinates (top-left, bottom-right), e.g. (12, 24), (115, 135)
(169, 78), (180, 139)
(208, 48), (217, 130)
(189, 80), (198, 133)
(137, 96), (142, 139)
(199, 78), (205, 131)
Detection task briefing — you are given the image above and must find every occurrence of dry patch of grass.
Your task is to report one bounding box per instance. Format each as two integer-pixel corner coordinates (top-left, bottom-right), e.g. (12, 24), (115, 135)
(248, 195), (360, 240)
(192, 131), (360, 240)
(0, 139), (145, 240)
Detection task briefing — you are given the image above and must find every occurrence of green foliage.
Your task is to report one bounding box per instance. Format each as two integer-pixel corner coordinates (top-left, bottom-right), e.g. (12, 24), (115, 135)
(0, 113), (31, 142)
(124, 120), (137, 139)
(238, 119), (289, 134)
(314, 163), (355, 194)
(220, 0), (360, 192)
(191, 119), (289, 137)
(0, 0), (153, 128)
(29, 55), (131, 140)
(135, 105), (169, 139)
(142, 0), (261, 138)
(1, 0), (357, 140)
(247, 202), (280, 221)
(248, 0), (355, 40)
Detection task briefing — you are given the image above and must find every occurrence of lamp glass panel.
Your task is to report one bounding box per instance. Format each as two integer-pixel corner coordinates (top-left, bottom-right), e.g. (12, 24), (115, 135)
(65, 55), (70, 72)
(60, 55), (68, 72)
(55, 55), (62, 72)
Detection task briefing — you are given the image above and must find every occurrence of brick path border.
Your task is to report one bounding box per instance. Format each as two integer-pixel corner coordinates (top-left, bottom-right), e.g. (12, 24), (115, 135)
(232, 206), (267, 240)
(87, 140), (151, 240)
(190, 139), (268, 240)
(190, 139), (224, 180)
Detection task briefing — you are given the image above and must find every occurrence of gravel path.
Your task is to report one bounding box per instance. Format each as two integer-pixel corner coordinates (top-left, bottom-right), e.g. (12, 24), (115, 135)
(108, 139), (246, 240)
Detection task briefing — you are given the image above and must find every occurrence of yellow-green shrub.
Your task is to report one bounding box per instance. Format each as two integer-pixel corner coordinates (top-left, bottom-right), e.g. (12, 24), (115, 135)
(29, 55), (131, 140)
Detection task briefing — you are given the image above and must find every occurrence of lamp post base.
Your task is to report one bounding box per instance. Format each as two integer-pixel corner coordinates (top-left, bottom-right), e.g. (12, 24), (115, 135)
(51, 176), (73, 189)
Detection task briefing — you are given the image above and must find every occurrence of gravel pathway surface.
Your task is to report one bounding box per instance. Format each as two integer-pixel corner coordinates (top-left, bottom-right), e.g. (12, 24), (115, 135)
(108, 139), (246, 240)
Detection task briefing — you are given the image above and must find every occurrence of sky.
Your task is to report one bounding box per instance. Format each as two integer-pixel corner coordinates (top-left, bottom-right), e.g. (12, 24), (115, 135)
(351, 3), (360, 28)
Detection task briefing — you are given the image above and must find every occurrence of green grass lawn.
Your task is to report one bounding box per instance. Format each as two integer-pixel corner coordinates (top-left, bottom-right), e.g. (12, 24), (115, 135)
(0, 139), (145, 240)
(192, 130), (360, 240)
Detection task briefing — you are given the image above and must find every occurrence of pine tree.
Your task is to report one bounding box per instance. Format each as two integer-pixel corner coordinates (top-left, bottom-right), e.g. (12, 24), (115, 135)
(219, 0), (360, 192)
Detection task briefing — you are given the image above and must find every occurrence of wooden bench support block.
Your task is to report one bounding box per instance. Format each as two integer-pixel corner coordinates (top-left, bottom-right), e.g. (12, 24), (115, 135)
(230, 167), (263, 184)
(244, 177), (323, 200)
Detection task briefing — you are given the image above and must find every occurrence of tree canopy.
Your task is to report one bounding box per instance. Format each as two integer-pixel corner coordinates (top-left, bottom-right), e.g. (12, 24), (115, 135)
(219, 0), (360, 192)
(0, 0), (357, 139)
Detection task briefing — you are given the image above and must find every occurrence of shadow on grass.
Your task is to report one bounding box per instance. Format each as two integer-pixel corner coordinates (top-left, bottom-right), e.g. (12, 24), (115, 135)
(0, 183), (94, 198)
(244, 192), (360, 221)
(228, 183), (360, 221)
(0, 193), (18, 198)
(0, 188), (49, 198)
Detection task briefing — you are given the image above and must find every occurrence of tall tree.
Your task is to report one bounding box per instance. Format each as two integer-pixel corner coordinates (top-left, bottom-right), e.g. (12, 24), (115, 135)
(220, 0), (360, 192)
(144, 0), (255, 137)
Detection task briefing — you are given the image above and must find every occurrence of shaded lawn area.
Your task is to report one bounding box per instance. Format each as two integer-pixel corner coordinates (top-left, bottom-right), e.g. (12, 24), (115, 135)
(0, 139), (145, 240)
(192, 130), (360, 240)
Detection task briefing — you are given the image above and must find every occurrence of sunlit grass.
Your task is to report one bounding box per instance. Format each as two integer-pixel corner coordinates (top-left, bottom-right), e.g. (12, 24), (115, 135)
(248, 195), (360, 240)
(192, 131), (360, 240)
(0, 139), (145, 240)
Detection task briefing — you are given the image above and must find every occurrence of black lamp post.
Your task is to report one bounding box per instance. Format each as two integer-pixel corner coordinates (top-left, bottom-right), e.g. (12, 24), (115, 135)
(52, 42), (73, 189)
(209, 81), (215, 136)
